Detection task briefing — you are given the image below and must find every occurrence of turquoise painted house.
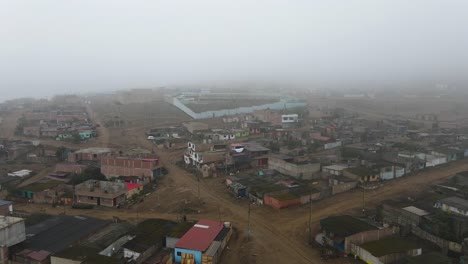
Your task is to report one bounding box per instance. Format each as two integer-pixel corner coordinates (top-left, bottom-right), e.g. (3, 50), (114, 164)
(79, 131), (93, 139)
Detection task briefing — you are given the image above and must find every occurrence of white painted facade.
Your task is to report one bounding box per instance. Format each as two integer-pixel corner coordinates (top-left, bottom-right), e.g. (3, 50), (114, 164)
(0, 217), (25, 247)
(166, 95), (306, 119)
(123, 248), (140, 261)
(324, 141), (342, 150)
(281, 114), (299, 123)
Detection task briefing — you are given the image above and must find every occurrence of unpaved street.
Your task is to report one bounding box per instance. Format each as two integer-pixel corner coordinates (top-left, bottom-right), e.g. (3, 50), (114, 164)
(7, 105), (468, 264)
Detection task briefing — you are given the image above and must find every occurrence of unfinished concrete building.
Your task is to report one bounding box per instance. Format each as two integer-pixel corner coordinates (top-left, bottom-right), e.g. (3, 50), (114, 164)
(74, 180), (127, 207)
(101, 157), (161, 183)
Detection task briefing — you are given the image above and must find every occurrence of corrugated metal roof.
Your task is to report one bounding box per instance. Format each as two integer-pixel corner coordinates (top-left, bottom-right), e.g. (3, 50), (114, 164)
(0, 200), (12, 207)
(175, 220), (223, 252)
(403, 206), (429, 216)
(204, 241), (221, 257)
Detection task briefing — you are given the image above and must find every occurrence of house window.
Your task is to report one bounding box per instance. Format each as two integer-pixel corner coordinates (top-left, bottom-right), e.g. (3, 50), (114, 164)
(177, 252), (181, 257)
(90, 197), (94, 200)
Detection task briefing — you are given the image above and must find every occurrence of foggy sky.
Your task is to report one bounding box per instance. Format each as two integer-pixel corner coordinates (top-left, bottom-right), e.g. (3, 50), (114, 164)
(1, 0), (468, 101)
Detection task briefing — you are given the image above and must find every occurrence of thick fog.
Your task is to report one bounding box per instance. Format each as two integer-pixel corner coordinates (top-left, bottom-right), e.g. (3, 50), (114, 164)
(1, 0), (468, 100)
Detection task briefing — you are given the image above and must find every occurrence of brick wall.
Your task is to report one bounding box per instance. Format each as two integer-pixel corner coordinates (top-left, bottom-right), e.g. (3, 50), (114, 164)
(55, 163), (88, 174)
(0, 204), (10, 216)
(101, 157), (159, 179)
(264, 195), (301, 209)
(345, 226), (400, 254)
(68, 152), (109, 162)
(411, 226), (462, 253)
(332, 182), (358, 195)
(299, 192), (320, 204)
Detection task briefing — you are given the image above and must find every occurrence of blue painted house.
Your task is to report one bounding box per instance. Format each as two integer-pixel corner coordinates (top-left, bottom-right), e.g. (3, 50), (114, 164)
(320, 215), (378, 254)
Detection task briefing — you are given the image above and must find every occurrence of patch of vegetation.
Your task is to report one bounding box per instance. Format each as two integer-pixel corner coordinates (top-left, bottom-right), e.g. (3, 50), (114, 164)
(341, 147), (360, 158)
(286, 139), (302, 150)
(22, 180), (62, 192)
(14, 115), (26, 136)
(55, 146), (67, 161)
(69, 167), (107, 185)
(393, 142), (423, 152)
(72, 133), (82, 144)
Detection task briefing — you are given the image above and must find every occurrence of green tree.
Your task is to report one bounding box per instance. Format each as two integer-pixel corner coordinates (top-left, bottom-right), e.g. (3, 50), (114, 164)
(69, 167), (107, 185)
(55, 146), (67, 161)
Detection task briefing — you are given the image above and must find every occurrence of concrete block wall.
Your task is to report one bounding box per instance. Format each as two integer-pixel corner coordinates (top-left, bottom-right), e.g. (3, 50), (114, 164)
(268, 157), (320, 180)
(55, 163), (87, 174)
(345, 226), (399, 254)
(332, 182), (358, 195)
(101, 157), (158, 179)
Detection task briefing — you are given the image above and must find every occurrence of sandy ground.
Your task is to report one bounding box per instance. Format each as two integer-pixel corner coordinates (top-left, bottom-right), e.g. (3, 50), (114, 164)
(85, 106), (468, 264)
(4, 101), (468, 264)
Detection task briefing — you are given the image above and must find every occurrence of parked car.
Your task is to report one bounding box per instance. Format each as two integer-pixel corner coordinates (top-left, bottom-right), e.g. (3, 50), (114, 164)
(147, 136), (155, 140)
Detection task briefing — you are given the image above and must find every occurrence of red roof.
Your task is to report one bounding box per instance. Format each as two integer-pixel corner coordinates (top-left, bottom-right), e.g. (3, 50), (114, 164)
(142, 158), (158, 162)
(27, 250), (50, 261)
(175, 220), (224, 251)
(311, 134), (331, 142)
(125, 182), (143, 191)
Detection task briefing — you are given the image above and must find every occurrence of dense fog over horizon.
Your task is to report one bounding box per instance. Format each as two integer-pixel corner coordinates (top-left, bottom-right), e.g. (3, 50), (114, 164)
(1, 0), (468, 101)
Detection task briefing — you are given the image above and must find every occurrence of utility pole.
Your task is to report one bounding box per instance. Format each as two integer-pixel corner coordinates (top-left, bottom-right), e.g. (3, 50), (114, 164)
(308, 192), (313, 245)
(362, 187), (366, 213)
(157, 191), (160, 207)
(197, 175), (201, 203)
(247, 202), (251, 241)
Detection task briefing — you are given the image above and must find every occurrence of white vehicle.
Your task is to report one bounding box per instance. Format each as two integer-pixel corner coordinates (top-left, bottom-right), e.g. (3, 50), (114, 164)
(147, 136), (155, 140)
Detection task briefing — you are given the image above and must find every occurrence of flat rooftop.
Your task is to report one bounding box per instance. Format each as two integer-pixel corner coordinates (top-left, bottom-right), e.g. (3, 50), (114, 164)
(123, 219), (176, 253)
(25, 215), (109, 253)
(323, 164), (348, 171)
(438, 196), (468, 211)
(74, 147), (112, 154)
(320, 215), (377, 237)
(0, 200), (12, 207)
(403, 206), (429, 217)
(175, 220), (224, 252)
(54, 246), (117, 264)
(360, 236), (420, 257)
(0, 216), (24, 229)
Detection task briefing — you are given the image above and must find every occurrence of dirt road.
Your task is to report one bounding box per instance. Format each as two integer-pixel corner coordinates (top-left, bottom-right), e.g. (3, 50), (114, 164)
(11, 105), (468, 264)
(128, 126), (468, 264)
